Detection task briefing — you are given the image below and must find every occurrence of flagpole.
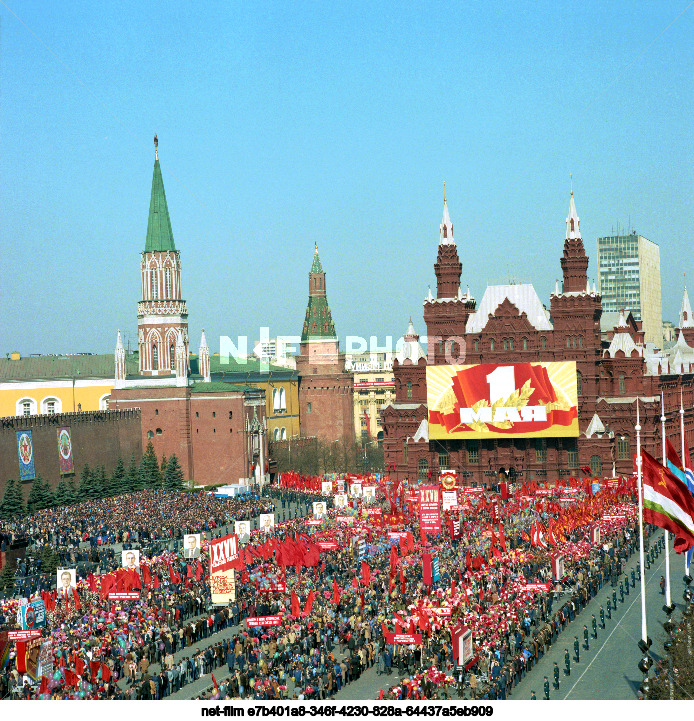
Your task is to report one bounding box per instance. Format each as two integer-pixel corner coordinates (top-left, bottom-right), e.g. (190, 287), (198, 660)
(682, 388), (690, 577)
(661, 393), (672, 608)
(636, 399), (648, 644)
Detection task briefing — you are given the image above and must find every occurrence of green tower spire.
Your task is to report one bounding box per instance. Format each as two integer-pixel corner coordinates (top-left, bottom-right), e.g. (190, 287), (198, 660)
(301, 243), (337, 342)
(144, 133), (176, 252)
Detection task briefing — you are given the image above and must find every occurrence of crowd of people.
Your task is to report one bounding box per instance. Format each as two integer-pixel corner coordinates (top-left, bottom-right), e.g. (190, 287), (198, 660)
(0, 473), (645, 701)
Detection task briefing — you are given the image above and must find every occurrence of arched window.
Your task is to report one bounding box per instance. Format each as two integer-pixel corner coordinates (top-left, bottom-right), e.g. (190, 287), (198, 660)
(509, 338), (514, 351)
(418, 458), (429, 481)
(541, 337), (546, 350)
(156, 428), (162, 435)
(503, 339), (508, 351)
(152, 344), (159, 369)
(147, 430), (154, 439)
(281, 427), (287, 440)
(590, 454), (602, 475)
(99, 394), (110, 410)
(151, 269), (158, 299)
(618, 436), (630, 460)
(170, 344), (175, 370)
(438, 451), (449, 469)
(576, 371), (583, 396)
(17, 397), (37, 416)
(165, 268), (172, 298)
(619, 374), (625, 394)
(406, 380), (413, 400)
(41, 396), (61, 415)
(579, 336), (584, 348)
(523, 338), (528, 350)
(566, 337), (571, 348)
(474, 340), (479, 352)
(272, 389), (279, 412)
(274, 427), (280, 441)
(279, 387), (286, 410)
(403, 440), (408, 464)
(490, 339), (495, 351)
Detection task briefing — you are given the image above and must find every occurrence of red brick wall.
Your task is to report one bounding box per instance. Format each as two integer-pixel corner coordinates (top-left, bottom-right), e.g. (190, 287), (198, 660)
(298, 373), (355, 445)
(0, 410), (142, 501)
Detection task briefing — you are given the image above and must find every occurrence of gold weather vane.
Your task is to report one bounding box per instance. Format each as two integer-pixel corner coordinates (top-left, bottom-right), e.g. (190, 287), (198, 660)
(443, 180), (446, 203)
(570, 173), (573, 196)
(154, 132), (159, 161)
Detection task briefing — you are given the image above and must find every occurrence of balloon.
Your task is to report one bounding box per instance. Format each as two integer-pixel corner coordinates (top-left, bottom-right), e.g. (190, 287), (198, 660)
(53, 671), (62, 681)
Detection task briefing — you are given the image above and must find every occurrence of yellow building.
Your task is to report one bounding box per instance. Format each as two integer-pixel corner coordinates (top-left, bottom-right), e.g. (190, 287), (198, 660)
(0, 352), (126, 417)
(191, 353), (301, 442)
(1, 351), (301, 447)
(346, 351), (395, 442)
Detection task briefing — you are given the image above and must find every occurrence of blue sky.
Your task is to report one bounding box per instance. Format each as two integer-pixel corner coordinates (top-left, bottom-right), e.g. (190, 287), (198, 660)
(1, 1), (692, 356)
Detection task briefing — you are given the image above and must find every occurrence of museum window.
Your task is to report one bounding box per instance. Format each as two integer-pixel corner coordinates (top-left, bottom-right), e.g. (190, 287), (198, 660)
(403, 440), (409, 464)
(407, 381), (413, 400)
(618, 436), (630, 461)
(490, 339), (495, 351)
(541, 337), (546, 350)
(307, 403), (312, 413)
(509, 338), (514, 351)
(567, 447), (579, 469)
(503, 339), (508, 351)
(152, 344), (159, 369)
(438, 450), (449, 470)
(566, 336), (571, 348)
(467, 440), (479, 464)
(523, 337), (528, 350)
(576, 371), (583, 396)
(579, 336), (584, 348)
(590, 454), (602, 476)
(474, 340), (479, 352)
(619, 374), (625, 395)
(418, 458), (429, 481)
(535, 439), (546, 463)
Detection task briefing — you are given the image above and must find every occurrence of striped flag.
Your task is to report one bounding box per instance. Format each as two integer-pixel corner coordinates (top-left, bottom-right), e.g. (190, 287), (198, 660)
(639, 449), (694, 550)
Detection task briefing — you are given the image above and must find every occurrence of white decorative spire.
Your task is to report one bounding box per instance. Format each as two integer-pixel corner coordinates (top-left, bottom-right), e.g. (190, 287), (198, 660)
(199, 329), (211, 382)
(554, 280), (560, 295)
(586, 279), (590, 294)
(466, 285), (471, 300)
(426, 286), (433, 302)
(439, 184), (454, 245)
(457, 285), (463, 301)
(565, 178), (581, 240)
(617, 309), (628, 328)
(680, 278), (694, 328)
(115, 330), (126, 389)
(175, 329), (187, 387)
(592, 280), (597, 294)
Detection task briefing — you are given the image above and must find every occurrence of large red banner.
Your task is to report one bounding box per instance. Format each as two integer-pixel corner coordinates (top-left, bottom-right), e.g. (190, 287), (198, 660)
(210, 534), (239, 574)
(427, 362), (579, 439)
(385, 632), (423, 645)
(419, 485), (441, 533)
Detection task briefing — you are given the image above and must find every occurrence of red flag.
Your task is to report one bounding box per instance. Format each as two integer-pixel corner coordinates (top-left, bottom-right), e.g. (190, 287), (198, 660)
(153, 574), (160, 589)
(303, 590), (315, 616)
(186, 564), (193, 578)
(291, 591), (301, 617)
(195, 560), (203, 582)
(141, 564), (152, 588)
(390, 544), (397, 577)
(212, 673), (219, 695)
(72, 588), (81, 611)
(361, 560), (371, 585)
(75, 656), (85, 677)
(90, 660), (100, 680)
(331, 579), (341, 604)
(101, 663), (111, 683)
(39, 676), (49, 695)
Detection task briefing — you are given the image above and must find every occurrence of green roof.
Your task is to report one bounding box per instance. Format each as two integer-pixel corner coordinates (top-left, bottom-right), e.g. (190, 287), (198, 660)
(301, 295), (337, 342)
(310, 247), (323, 273)
(0, 354), (138, 381)
(144, 159), (176, 252)
(189, 354), (296, 379)
(190, 382), (258, 394)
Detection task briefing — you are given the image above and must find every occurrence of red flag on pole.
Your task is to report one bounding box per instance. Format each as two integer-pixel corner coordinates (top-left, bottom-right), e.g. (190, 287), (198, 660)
(331, 579), (341, 604)
(303, 590), (315, 616)
(361, 560), (371, 585)
(72, 588), (81, 611)
(290, 591), (301, 617)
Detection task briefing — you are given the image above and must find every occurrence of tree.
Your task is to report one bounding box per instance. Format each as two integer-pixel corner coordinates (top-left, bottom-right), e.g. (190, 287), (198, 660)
(110, 457), (127, 496)
(160, 454), (168, 483)
(0, 561), (16, 591)
(164, 453), (184, 491)
(26, 475), (54, 514)
(126, 454), (142, 493)
(140, 441), (161, 488)
(93, 464), (108, 498)
(0, 478), (25, 520)
(38, 544), (59, 578)
(77, 463), (96, 502)
(54, 478), (76, 507)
